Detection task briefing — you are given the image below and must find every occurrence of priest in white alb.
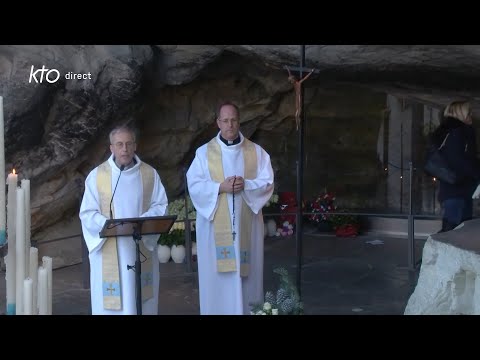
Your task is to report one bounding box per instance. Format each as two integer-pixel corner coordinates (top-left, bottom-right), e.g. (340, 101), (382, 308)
(79, 125), (168, 315)
(187, 102), (274, 315)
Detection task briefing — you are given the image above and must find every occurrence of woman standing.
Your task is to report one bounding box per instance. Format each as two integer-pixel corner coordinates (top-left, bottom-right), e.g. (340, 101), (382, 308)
(431, 100), (480, 232)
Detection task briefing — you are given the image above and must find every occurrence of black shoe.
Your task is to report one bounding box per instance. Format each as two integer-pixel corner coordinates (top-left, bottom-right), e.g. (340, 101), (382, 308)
(440, 219), (458, 232)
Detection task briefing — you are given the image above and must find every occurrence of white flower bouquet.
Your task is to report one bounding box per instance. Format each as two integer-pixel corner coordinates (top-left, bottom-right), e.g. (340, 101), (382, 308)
(158, 194), (197, 245)
(264, 193), (279, 209)
(251, 302), (279, 315)
(168, 195), (196, 221)
(250, 267), (303, 315)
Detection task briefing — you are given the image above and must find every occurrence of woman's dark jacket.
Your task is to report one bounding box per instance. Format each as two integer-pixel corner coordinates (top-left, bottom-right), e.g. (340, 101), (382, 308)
(430, 116), (480, 201)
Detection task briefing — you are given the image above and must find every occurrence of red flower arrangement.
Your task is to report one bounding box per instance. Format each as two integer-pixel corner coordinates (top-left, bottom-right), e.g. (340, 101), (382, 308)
(307, 191), (336, 225)
(334, 224), (359, 237)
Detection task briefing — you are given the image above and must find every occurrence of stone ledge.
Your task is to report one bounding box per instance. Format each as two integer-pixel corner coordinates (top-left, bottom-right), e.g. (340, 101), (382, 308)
(405, 219), (480, 315)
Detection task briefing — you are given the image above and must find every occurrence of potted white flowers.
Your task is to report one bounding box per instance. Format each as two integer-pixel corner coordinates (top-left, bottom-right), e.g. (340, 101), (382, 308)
(157, 233), (172, 263)
(167, 195), (196, 231)
(157, 194), (197, 263)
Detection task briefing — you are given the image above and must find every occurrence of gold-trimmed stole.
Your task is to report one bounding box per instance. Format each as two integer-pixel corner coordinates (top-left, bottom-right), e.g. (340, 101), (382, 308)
(207, 138), (257, 277)
(97, 161), (155, 310)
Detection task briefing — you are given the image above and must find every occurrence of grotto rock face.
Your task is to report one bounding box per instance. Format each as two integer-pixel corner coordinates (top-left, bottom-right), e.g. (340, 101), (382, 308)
(0, 45), (154, 235)
(2, 44), (480, 243)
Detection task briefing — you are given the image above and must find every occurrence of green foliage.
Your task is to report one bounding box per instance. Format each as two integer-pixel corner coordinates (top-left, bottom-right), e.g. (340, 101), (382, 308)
(250, 267), (304, 315)
(158, 229), (196, 246)
(158, 233), (173, 247)
(158, 229), (184, 246)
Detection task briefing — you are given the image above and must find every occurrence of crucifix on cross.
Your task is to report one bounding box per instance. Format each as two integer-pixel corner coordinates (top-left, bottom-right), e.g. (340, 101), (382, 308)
(285, 65), (316, 131)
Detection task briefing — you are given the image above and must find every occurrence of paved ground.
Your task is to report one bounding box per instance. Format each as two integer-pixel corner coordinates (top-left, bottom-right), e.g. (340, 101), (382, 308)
(0, 231), (425, 315)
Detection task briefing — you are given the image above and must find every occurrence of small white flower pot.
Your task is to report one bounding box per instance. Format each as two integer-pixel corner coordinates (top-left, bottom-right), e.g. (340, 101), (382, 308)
(171, 245), (186, 263)
(157, 245), (171, 263)
(266, 219), (277, 237)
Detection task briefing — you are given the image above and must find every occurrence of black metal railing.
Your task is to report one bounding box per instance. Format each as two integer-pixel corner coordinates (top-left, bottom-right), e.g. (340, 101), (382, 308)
(14, 162), (455, 291)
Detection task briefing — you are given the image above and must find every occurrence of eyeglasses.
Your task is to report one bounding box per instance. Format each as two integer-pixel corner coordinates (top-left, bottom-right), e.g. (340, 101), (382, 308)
(112, 141), (135, 149)
(218, 118), (239, 125)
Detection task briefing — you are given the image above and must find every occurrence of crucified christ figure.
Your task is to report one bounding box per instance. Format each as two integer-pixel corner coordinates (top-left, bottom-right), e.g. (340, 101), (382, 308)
(286, 67), (315, 130)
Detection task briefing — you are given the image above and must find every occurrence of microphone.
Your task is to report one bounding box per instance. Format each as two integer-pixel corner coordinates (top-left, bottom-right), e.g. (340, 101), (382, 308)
(109, 164), (125, 219)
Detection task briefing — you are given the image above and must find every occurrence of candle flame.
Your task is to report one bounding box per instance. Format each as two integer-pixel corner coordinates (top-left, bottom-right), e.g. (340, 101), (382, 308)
(12, 169), (15, 175)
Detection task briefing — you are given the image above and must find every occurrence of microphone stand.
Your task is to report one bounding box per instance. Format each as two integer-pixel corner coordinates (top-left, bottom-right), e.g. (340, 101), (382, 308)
(101, 216), (177, 317)
(127, 222), (143, 315)
(111, 163), (144, 313)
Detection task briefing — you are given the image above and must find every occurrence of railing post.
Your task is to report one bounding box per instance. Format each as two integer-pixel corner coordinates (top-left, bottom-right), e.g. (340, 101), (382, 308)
(76, 178), (90, 289)
(408, 161), (415, 270)
(81, 234), (90, 289)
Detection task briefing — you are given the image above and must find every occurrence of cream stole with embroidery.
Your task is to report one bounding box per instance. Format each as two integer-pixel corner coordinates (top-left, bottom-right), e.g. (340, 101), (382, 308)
(207, 137), (257, 277)
(97, 161), (155, 310)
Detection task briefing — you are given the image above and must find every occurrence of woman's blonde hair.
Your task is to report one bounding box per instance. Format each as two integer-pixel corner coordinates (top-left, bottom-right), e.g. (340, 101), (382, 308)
(444, 101), (471, 123)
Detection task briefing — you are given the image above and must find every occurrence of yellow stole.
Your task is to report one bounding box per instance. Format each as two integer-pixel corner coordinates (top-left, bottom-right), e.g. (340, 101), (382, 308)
(207, 137), (257, 277)
(96, 161), (155, 310)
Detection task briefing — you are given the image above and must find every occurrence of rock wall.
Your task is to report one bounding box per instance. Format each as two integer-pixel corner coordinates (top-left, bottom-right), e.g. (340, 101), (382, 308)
(2, 45), (480, 266)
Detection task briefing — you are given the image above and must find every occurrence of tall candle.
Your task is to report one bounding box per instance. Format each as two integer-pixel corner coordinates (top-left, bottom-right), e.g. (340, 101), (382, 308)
(5, 254), (15, 315)
(21, 179), (30, 275)
(0, 96), (5, 246)
(6, 168), (17, 308)
(23, 277), (33, 315)
(15, 187), (25, 315)
(29, 247), (38, 314)
(42, 256), (52, 315)
(37, 266), (47, 315)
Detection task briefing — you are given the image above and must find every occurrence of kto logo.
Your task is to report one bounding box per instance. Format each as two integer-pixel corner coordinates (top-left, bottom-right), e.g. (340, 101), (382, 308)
(29, 65), (60, 84)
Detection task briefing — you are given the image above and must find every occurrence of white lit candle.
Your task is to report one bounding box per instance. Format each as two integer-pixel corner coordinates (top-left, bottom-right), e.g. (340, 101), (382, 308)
(23, 277), (33, 315)
(21, 179), (30, 275)
(6, 168), (17, 309)
(0, 96), (5, 246)
(42, 256), (52, 315)
(29, 247), (38, 314)
(37, 266), (47, 315)
(5, 254), (15, 315)
(15, 187), (25, 315)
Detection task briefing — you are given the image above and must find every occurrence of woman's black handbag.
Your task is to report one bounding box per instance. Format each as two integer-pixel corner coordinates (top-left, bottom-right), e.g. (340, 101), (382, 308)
(424, 133), (458, 185)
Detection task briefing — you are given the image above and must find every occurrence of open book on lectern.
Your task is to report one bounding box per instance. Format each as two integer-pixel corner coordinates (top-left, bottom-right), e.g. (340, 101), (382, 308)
(99, 215), (177, 238)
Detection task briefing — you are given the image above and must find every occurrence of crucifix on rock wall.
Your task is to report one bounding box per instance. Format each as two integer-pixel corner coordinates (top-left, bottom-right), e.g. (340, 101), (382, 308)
(285, 65), (315, 130)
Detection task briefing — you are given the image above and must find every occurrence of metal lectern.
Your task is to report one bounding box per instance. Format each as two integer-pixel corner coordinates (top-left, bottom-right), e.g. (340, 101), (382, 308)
(99, 215), (177, 315)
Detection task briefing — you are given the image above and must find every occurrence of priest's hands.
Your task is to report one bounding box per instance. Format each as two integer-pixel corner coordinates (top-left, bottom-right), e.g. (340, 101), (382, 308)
(219, 176), (245, 194)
